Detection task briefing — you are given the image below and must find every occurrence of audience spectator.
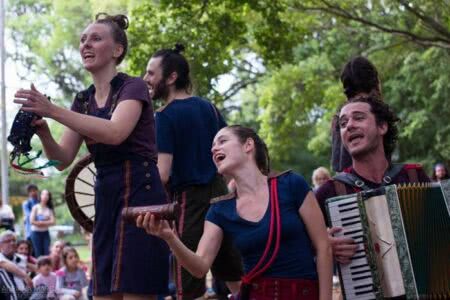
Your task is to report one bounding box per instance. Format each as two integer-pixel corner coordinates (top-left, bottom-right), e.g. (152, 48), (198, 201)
(33, 256), (57, 300)
(56, 246), (88, 300)
(30, 189), (55, 257)
(312, 166), (332, 191)
(16, 239), (37, 275)
(0, 230), (34, 299)
(50, 240), (66, 271)
(0, 197), (15, 232)
(22, 184), (40, 243)
(431, 162), (450, 182)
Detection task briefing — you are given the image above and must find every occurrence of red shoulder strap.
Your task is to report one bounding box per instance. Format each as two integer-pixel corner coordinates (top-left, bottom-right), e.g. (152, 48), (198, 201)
(241, 178), (281, 284)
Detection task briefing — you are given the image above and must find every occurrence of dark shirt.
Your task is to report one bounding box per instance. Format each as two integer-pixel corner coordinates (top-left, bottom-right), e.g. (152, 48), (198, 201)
(155, 97), (226, 192)
(71, 73), (158, 162)
(315, 164), (430, 222)
(206, 171), (317, 279)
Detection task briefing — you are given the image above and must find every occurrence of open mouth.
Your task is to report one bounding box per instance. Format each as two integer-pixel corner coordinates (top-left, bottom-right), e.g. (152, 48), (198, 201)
(83, 53), (95, 60)
(349, 133), (364, 143)
(214, 153), (226, 163)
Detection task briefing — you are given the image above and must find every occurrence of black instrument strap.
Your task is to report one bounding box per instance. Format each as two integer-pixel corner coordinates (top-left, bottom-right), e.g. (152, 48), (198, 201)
(333, 163), (405, 191)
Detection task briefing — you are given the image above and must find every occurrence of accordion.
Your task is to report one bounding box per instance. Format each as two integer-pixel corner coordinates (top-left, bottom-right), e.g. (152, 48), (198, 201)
(326, 180), (450, 299)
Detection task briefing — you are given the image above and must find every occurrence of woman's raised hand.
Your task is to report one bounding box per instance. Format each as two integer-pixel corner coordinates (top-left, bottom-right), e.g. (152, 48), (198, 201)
(136, 213), (176, 241)
(14, 84), (55, 118)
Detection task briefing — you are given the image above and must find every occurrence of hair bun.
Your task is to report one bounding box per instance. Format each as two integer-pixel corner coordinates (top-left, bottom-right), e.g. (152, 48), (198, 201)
(95, 13), (129, 30)
(112, 14), (129, 30)
(174, 43), (185, 54)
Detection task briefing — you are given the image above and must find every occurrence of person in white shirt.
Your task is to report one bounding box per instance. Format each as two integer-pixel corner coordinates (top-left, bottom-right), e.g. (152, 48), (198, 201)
(0, 230), (33, 300)
(0, 197), (15, 231)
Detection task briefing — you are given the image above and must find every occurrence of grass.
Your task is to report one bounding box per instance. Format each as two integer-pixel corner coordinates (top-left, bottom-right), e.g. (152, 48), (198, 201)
(75, 244), (91, 262)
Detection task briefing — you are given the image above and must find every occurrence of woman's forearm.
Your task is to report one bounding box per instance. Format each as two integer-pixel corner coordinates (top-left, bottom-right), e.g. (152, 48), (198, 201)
(37, 130), (73, 168)
(50, 103), (140, 145)
(166, 235), (211, 278)
(316, 243), (333, 300)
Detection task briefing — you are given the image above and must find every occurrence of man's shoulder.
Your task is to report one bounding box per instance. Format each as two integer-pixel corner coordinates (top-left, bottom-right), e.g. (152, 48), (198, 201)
(156, 96), (204, 113)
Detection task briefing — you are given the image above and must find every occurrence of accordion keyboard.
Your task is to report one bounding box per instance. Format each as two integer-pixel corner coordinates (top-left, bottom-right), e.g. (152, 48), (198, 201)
(328, 196), (377, 300)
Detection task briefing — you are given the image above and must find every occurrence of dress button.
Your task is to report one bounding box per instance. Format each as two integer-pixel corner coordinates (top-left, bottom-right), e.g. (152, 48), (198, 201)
(145, 185), (151, 190)
(143, 161), (149, 167)
(145, 173), (151, 178)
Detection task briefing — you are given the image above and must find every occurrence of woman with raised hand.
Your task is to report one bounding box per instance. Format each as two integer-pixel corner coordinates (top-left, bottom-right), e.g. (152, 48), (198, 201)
(14, 13), (169, 300)
(138, 125), (332, 300)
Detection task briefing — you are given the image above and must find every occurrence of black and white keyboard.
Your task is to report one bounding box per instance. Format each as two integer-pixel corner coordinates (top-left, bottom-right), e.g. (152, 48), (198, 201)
(327, 195), (377, 300)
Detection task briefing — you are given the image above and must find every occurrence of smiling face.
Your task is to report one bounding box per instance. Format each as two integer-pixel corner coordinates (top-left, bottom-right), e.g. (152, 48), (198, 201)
(16, 242), (29, 256)
(143, 57), (169, 101)
(211, 128), (251, 176)
(79, 23), (122, 72)
(339, 102), (387, 159)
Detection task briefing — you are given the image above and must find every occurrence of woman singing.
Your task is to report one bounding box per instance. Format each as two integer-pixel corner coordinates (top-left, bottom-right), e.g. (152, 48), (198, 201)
(14, 13), (169, 300)
(138, 125), (332, 300)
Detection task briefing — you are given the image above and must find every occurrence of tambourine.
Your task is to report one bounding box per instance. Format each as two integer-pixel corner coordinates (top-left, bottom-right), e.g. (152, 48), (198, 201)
(65, 155), (96, 232)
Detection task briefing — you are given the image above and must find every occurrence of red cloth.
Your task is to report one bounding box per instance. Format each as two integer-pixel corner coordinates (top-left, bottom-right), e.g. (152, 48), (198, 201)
(248, 277), (319, 300)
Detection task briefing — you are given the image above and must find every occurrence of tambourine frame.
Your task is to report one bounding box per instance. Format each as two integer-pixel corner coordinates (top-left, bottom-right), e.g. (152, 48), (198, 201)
(65, 154), (96, 233)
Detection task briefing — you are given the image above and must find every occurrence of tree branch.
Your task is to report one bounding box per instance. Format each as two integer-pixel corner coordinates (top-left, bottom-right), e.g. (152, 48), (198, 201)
(292, 0), (450, 49)
(222, 74), (263, 102)
(397, 0), (450, 40)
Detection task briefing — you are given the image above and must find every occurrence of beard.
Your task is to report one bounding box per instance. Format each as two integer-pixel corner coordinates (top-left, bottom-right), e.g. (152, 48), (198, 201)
(346, 136), (381, 160)
(151, 79), (170, 101)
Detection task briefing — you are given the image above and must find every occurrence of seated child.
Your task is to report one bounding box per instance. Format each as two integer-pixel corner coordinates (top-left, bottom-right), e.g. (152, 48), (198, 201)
(32, 256), (57, 299)
(50, 240), (66, 271)
(56, 246), (88, 300)
(16, 239), (37, 275)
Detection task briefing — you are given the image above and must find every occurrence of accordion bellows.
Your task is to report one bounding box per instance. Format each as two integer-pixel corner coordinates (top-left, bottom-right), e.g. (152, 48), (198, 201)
(326, 180), (450, 300)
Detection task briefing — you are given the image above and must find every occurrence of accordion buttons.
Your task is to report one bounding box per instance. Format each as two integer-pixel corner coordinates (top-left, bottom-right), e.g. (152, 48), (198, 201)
(143, 161), (149, 167)
(145, 185), (151, 190)
(145, 173), (151, 178)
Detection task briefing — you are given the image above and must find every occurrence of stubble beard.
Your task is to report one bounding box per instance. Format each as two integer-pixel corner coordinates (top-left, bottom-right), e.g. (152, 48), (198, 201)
(151, 79), (170, 102)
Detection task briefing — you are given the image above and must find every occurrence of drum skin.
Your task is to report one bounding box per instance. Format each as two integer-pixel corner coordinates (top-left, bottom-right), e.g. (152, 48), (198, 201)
(65, 155), (96, 233)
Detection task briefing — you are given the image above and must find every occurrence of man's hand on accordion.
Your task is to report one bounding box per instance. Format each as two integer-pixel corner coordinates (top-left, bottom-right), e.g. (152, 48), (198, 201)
(328, 226), (358, 264)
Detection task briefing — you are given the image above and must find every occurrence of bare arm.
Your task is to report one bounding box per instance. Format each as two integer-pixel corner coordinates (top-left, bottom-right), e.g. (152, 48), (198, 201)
(157, 153), (173, 185)
(35, 122), (83, 170)
(38, 209), (55, 227)
(137, 214), (222, 278)
(299, 192), (333, 300)
(0, 260), (32, 287)
(18, 96), (143, 145)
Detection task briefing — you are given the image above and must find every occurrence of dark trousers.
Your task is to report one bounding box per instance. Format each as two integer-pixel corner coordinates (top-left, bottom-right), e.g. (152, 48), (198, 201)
(30, 231), (50, 257)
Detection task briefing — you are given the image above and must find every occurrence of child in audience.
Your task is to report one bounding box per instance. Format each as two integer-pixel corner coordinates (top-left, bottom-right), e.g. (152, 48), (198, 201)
(56, 246), (88, 300)
(50, 240), (65, 271)
(33, 256), (57, 299)
(16, 239), (37, 274)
